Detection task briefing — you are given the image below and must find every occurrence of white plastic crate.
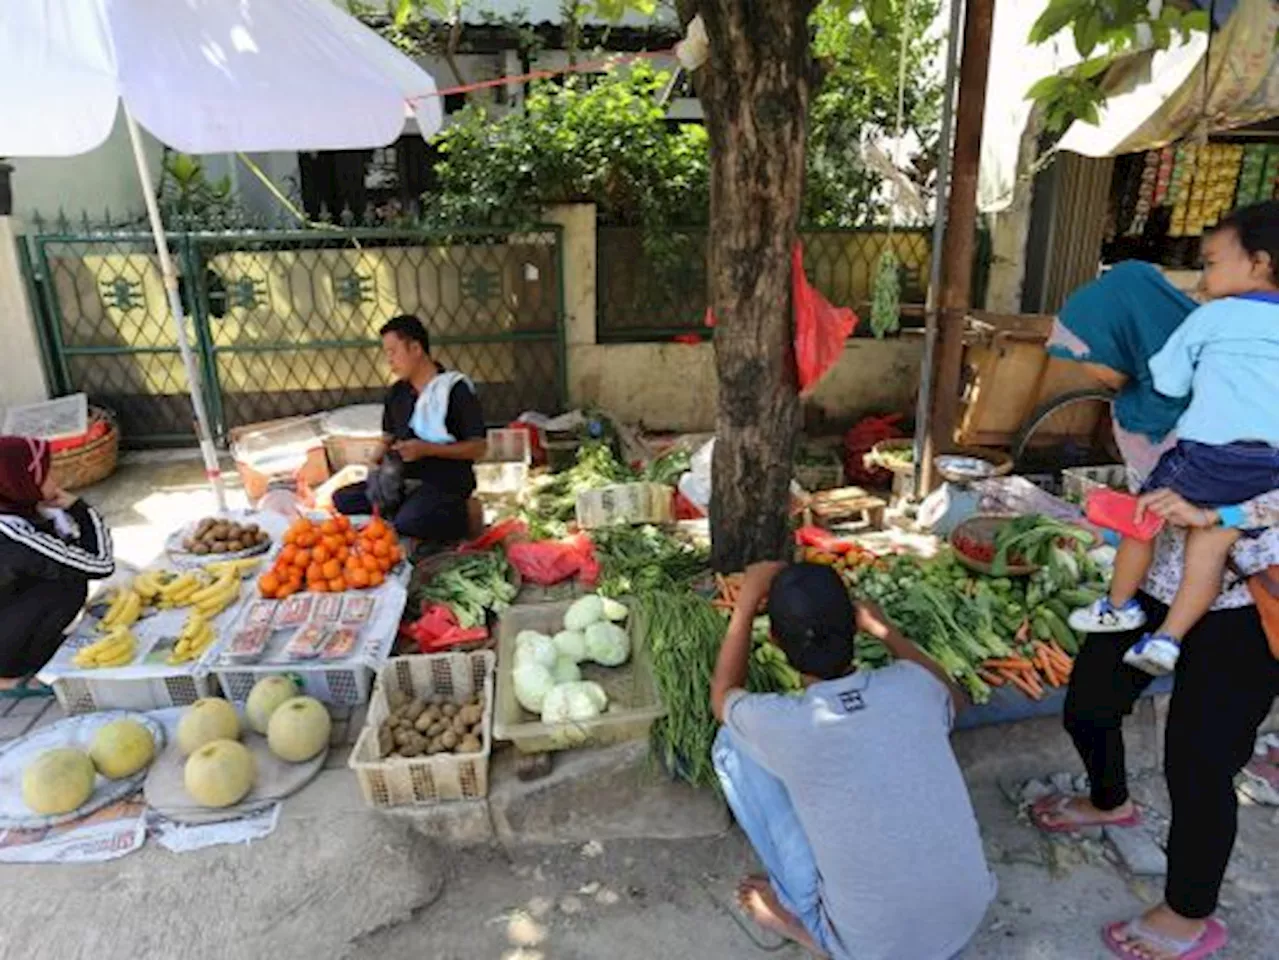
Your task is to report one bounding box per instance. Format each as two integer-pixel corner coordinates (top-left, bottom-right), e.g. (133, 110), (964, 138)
(349, 651), (494, 807)
(51, 670), (218, 716)
(214, 662), (374, 707)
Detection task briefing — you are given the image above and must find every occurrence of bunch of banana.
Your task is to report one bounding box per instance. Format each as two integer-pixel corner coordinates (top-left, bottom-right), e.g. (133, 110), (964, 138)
(190, 570), (240, 619)
(156, 571), (203, 609)
(167, 612), (215, 664)
(73, 627), (137, 668)
(98, 587), (143, 632)
(205, 557), (262, 580)
(132, 568), (177, 605)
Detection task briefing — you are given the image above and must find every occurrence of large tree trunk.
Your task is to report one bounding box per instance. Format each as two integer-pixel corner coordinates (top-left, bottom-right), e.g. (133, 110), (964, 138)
(685, 1), (816, 571)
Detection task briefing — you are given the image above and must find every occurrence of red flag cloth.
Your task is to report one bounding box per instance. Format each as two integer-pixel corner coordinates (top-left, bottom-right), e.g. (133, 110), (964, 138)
(792, 242), (858, 393)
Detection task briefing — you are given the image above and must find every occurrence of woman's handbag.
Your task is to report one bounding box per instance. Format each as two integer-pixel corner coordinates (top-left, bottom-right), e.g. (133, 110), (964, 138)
(1230, 559), (1279, 659)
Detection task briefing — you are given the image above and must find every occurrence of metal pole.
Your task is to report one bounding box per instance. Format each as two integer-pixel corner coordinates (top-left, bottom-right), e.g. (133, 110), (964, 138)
(912, 0), (964, 497)
(124, 107), (228, 511)
(922, 0), (995, 494)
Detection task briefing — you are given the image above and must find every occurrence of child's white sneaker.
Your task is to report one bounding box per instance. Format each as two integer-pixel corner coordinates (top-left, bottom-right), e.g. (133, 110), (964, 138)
(1068, 597), (1147, 633)
(1122, 633), (1180, 675)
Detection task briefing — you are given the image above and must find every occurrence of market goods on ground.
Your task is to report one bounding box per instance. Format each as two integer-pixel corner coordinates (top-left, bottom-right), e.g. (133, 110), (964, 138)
(22, 748), (97, 815)
(89, 719), (156, 779)
(176, 698), (242, 756)
(376, 693), (486, 759)
(184, 739), (256, 808)
(246, 676), (299, 735)
(266, 696), (332, 763)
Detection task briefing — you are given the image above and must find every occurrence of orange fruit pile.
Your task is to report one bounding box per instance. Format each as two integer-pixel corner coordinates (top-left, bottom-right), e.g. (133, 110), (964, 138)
(257, 515), (403, 599)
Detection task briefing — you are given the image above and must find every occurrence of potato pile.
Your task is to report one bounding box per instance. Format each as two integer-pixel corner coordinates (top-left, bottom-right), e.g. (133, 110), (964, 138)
(183, 517), (270, 555)
(378, 694), (485, 759)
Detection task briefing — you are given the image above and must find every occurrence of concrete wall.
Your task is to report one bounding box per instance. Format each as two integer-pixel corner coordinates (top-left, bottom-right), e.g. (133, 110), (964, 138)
(552, 204), (922, 432)
(0, 219), (51, 416)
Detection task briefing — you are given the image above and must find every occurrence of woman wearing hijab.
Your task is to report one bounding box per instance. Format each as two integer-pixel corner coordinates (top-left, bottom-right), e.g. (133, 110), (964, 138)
(1030, 261), (1277, 960)
(0, 436), (114, 692)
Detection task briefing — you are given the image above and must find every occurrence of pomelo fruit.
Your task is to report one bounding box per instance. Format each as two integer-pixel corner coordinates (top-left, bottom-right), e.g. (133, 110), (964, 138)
(184, 739), (255, 808)
(89, 718), (155, 779)
(177, 698), (240, 756)
(22, 748), (96, 815)
(266, 696), (331, 763)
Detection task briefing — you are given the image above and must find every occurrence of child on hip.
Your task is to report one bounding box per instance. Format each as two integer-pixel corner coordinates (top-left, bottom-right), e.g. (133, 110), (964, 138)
(1071, 202), (1279, 675)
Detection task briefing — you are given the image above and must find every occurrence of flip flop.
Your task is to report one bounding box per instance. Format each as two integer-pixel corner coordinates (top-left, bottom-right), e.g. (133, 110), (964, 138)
(0, 676), (54, 701)
(1030, 794), (1141, 833)
(1101, 917), (1228, 960)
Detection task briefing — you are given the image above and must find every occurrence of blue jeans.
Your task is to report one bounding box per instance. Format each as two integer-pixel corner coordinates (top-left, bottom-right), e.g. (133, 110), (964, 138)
(712, 727), (835, 954)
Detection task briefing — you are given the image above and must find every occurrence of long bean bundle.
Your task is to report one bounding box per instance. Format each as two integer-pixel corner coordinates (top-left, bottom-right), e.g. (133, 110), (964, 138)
(641, 591), (799, 788)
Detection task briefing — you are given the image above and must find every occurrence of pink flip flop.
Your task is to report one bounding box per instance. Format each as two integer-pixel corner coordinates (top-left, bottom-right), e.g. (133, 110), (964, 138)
(1101, 917), (1228, 959)
(1030, 794), (1142, 834)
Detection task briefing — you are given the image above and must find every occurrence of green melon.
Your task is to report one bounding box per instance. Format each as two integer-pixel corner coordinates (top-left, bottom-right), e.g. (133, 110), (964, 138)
(184, 739), (256, 808)
(22, 748), (96, 816)
(177, 698), (240, 756)
(245, 676), (298, 735)
(89, 719), (155, 779)
(266, 696), (331, 763)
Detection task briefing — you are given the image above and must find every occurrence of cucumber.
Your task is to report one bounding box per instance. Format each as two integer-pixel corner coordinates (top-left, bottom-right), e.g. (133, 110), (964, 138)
(1057, 588), (1100, 608)
(1039, 608), (1080, 654)
(1045, 598), (1073, 623)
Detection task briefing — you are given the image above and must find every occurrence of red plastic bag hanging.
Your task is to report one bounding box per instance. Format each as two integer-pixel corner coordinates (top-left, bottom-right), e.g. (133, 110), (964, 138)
(792, 242), (857, 393)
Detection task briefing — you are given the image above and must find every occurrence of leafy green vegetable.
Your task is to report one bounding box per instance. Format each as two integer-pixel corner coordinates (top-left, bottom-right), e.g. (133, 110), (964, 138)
(413, 551), (517, 629)
(590, 525), (710, 597)
(520, 442), (635, 538)
(642, 591), (799, 789)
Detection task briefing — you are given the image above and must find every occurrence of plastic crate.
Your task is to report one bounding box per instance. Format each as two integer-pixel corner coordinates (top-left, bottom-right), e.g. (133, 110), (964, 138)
(51, 670), (217, 716)
(214, 662), (374, 707)
(493, 600), (665, 754)
(485, 428), (532, 464)
(1062, 464), (1130, 504)
(575, 483), (674, 529)
(348, 651), (495, 808)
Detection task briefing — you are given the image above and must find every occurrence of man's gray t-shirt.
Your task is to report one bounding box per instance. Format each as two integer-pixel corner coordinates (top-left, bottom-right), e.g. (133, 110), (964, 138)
(724, 662), (995, 960)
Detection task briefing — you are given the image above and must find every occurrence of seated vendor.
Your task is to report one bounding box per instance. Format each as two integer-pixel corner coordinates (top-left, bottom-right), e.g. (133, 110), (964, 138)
(0, 436), (115, 692)
(710, 562), (994, 960)
(332, 314), (486, 545)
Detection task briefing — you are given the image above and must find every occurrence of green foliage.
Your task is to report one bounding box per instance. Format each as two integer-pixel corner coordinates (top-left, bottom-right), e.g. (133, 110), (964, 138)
(423, 62), (710, 238)
(806, 0), (942, 226)
(1026, 0), (1210, 132)
(158, 153), (239, 223)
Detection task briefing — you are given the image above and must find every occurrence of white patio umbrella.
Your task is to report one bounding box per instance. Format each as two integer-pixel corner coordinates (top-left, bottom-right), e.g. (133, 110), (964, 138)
(0, 0), (444, 509)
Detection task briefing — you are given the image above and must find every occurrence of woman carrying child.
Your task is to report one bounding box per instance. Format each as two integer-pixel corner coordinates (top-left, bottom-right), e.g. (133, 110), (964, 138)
(1029, 202), (1278, 960)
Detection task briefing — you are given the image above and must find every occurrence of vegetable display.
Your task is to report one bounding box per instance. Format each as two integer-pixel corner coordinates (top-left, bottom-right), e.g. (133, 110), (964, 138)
(590, 524), (710, 597)
(413, 551), (518, 629)
(511, 593), (632, 724)
(521, 442), (635, 537)
(641, 591), (800, 788)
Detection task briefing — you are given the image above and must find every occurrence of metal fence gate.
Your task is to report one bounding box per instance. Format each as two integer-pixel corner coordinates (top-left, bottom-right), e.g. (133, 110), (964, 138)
(20, 224), (566, 446)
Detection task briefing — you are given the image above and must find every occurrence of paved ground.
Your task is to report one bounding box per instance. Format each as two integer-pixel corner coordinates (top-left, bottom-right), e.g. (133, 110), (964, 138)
(0, 456), (1274, 959)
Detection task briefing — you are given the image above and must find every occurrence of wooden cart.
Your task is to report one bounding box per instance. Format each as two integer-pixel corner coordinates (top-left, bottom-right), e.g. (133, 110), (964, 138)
(954, 312), (1117, 465)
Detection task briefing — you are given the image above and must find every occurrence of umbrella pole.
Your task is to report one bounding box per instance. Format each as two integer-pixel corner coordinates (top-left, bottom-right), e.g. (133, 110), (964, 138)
(123, 108), (227, 512)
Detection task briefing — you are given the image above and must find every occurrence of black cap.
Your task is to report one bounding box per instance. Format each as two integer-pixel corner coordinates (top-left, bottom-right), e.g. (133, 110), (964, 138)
(766, 563), (856, 680)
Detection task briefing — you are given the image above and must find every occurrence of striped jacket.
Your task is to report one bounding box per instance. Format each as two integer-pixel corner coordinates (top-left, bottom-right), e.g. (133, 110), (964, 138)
(0, 499), (114, 599)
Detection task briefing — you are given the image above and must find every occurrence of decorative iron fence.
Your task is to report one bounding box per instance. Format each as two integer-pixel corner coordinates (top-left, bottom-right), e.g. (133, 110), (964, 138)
(20, 224), (565, 446)
(597, 226), (934, 342)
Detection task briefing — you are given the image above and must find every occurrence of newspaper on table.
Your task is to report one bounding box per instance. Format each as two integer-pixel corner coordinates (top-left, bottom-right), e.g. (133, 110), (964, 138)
(147, 803), (280, 853)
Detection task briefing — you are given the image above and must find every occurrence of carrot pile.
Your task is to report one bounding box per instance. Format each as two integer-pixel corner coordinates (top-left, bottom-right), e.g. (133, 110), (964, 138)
(712, 573), (744, 611)
(977, 639), (1074, 700)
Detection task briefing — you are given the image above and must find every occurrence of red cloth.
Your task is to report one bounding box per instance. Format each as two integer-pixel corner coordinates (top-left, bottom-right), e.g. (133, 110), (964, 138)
(793, 242), (858, 393)
(0, 436), (50, 519)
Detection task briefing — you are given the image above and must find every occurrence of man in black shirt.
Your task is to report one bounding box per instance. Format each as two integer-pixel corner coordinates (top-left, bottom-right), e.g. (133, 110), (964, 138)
(332, 315), (486, 542)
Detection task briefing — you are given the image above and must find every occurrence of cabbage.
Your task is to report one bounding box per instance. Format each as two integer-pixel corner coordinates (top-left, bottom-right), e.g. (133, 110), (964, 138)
(564, 595), (605, 631)
(584, 621), (630, 667)
(600, 597), (629, 622)
(515, 630), (557, 669)
(551, 655), (582, 684)
(512, 662), (555, 713)
(552, 629), (587, 663)
(540, 681), (608, 724)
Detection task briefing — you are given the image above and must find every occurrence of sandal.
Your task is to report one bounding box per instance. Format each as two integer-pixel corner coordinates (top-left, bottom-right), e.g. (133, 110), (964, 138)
(0, 675), (54, 700)
(1101, 917), (1228, 960)
(1030, 794), (1141, 833)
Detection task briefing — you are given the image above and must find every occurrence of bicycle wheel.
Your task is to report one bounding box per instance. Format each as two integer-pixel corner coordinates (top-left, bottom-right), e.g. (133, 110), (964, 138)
(1012, 389), (1121, 472)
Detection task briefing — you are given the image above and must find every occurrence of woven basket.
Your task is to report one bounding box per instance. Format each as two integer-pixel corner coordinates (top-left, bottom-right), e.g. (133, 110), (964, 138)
(50, 407), (119, 490)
